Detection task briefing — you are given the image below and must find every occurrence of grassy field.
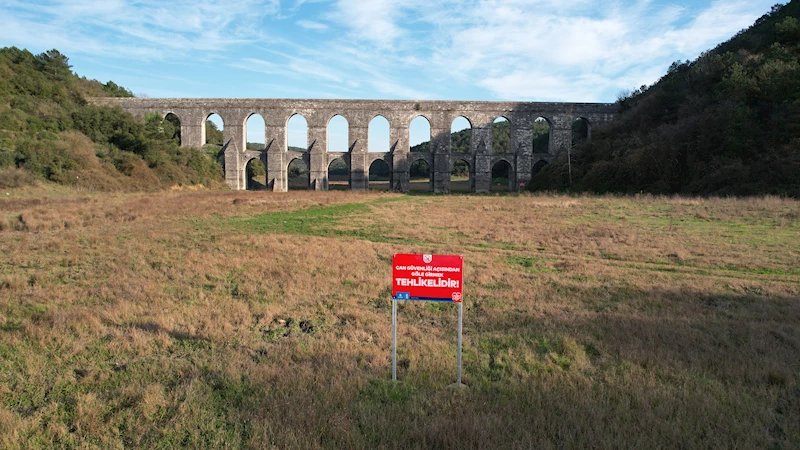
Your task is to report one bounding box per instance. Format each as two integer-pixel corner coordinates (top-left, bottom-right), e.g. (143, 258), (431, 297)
(0, 188), (799, 448)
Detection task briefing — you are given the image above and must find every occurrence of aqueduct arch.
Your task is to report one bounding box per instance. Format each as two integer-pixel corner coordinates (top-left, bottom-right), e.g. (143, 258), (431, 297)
(92, 98), (615, 193)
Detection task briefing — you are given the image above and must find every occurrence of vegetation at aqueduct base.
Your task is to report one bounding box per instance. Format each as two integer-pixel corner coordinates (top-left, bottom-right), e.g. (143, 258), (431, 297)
(0, 48), (223, 191)
(531, 1), (800, 197)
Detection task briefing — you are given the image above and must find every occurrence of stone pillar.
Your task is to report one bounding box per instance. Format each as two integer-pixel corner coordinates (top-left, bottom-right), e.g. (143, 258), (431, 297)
(266, 124), (287, 192)
(180, 111), (204, 149)
(550, 114), (574, 157)
(551, 127), (572, 156)
(223, 120), (246, 190)
(472, 126), (492, 193)
(392, 153), (410, 192)
(308, 124), (327, 191)
(507, 159), (518, 191)
(349, 126), (368, 191)
(391, 124), (410, 192)
(267, 151), (286, 192)
(308, 151), (326, 191)
(514, 126), (533, 191)
(431, 125), (450, 193)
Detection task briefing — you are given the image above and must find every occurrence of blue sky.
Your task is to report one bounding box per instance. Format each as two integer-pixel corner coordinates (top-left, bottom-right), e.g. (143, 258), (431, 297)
(0, 0), (780, 147)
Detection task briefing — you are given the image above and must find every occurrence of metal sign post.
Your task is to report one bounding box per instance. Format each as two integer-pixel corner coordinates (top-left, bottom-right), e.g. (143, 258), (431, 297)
(457, 301), (463, 385)
(392, 298), (397, 382)
(391, 253), (465, 387)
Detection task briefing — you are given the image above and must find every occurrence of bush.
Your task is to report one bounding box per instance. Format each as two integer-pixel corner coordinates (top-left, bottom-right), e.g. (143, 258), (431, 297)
(0, 167), (37, 188)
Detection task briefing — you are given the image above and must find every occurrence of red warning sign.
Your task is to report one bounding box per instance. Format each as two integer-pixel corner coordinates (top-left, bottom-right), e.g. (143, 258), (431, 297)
(392, 254), (463, 302)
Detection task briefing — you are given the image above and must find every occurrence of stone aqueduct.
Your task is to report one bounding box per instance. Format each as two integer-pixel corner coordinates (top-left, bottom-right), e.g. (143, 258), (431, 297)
(92, 98), (616, 193)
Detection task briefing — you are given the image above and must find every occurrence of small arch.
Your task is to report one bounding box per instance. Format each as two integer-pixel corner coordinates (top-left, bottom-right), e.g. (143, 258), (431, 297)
(164, 112), (181, 145)
(246, 113), (266, 151)
(490, 159), (513, 192)
(451, 158), (471, 192)
(572, 117), (591, 146)
(532, 117), (551, 154)
(368, 159), (391, 191)
(492, 117), (510, 154)
(369, 115), (390, 153)
(245, 157), (266, 190)
(327, 115), (349, 153)
(205, 113), (224, 146)
(287, 157), (310, 190)
(451, 116), (472, 153)
(409, 115), (431, 152)
(327, 157), (349, 190)
(409, 158), (432, 192)
(287, 114), (308, 151)
(532, 159), (549, 176)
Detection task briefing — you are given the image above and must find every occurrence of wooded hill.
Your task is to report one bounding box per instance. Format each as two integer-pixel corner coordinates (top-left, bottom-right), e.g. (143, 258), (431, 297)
(530, 2), (800, 197)
(0, 47), (222, 191)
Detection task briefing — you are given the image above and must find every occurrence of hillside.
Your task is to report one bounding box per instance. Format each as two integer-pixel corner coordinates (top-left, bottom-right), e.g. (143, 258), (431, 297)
(530, 2), (800, 197)
(0, 47), (222, 191)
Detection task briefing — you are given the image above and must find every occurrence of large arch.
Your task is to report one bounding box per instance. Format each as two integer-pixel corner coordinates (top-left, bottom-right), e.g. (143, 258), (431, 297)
(451, 158), (471, 193)
(245, 157), (267, 190)
(327, 156), (349, 190)
(451, 116), (472, 153)
(409, 156), (432, 192)
(533, 117), (551, 154)
(327, 114), (349, 153)
(287, 157), (310, 190)
(245, 113), (266, 151)
(287, 114), (309, 151)
(409, 115), (431, 152)
(164, 112), (181, 145)
(369, 115), (390, 153)
(492, 116), (510, 154)
(532, 159), (549, 176)
(572, 117), (591, 146)
(368, 159), (391, 191)
(490, 159), (514, 192)
(204, 113), (224, 146)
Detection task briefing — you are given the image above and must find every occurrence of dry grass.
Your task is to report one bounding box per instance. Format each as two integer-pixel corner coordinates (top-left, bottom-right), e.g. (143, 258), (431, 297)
(0, 188), (799, 448)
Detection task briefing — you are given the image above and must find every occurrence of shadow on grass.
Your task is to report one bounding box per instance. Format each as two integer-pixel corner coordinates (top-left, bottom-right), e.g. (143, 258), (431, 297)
(95, 288), (800, 448)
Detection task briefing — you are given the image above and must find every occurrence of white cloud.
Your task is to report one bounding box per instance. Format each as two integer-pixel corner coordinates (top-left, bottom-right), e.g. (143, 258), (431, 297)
(0, 0), (280, 60)
(297, 20), (328, 30)
(232, 55), (344, 84)
(0, 0), (780, 101)
(328, 0), (409, 48)
(421, 0), (776, 100)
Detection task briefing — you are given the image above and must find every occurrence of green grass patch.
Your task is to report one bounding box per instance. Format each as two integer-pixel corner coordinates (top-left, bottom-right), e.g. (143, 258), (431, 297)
(202, 199), (419, 244)
(506, 255), (561, 273)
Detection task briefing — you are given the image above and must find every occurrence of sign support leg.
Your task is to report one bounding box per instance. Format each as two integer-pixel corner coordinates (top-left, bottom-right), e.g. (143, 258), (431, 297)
(457, 301), (463, 385)
(392, 299), (397, 382)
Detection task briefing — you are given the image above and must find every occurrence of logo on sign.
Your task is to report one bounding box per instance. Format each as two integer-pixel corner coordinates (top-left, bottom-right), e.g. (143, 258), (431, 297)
(452, 292), (462, 302)
(423, 254), (432, 263)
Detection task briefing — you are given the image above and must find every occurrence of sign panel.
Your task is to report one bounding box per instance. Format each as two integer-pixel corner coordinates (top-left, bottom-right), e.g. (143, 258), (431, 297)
(392, 254), (463, 302)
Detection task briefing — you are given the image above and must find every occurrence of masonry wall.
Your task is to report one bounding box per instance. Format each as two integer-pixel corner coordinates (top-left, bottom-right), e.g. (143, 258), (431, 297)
(90, 98), (616, 193)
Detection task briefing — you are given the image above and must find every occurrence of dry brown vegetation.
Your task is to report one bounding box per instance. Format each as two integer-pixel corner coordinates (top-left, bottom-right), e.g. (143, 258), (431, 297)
(0, 188), (799, 448)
